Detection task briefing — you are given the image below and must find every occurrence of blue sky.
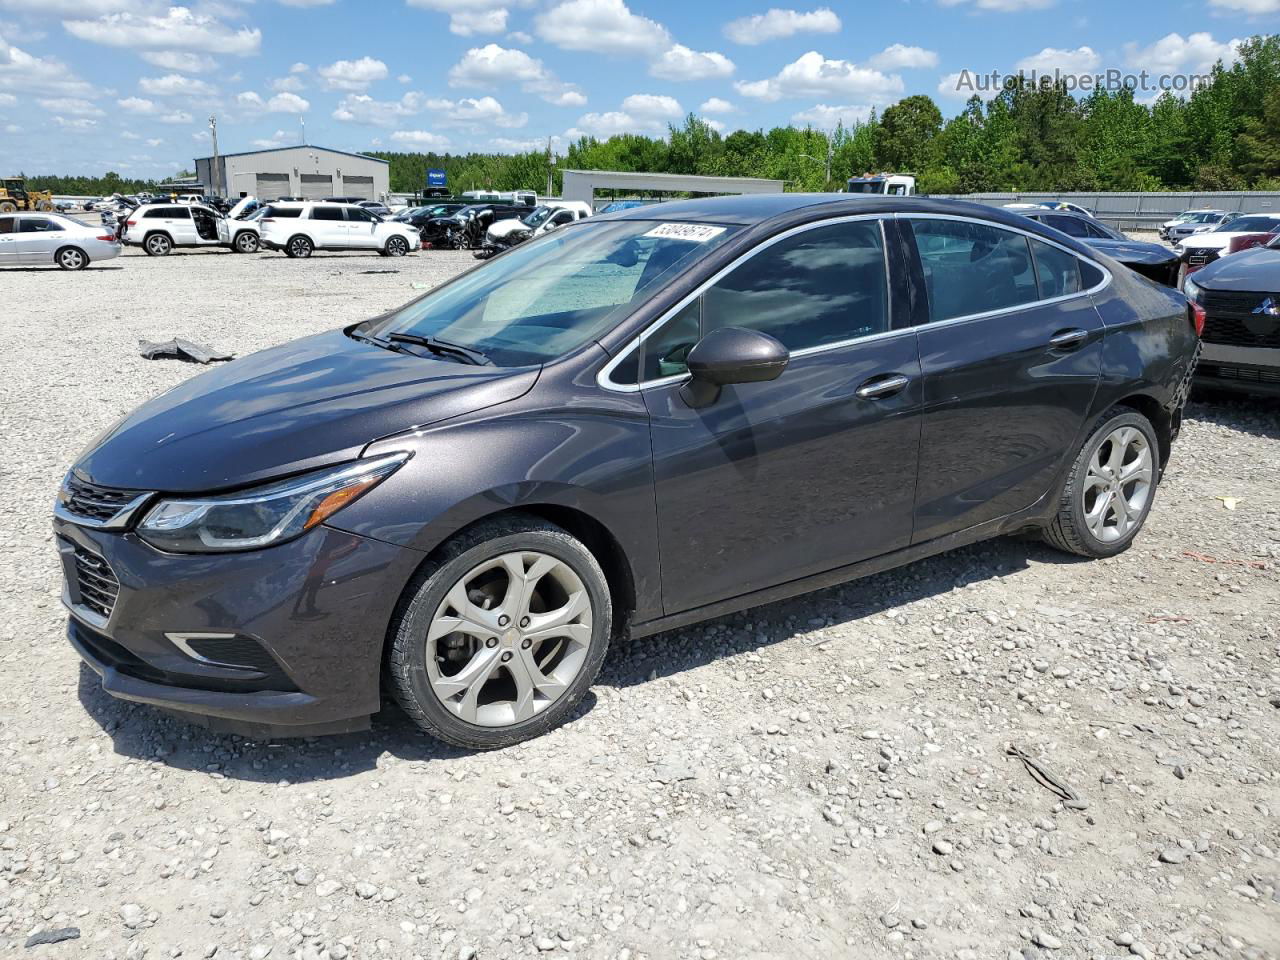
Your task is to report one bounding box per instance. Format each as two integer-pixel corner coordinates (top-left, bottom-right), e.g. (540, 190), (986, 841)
(0, 0), (1275, 177)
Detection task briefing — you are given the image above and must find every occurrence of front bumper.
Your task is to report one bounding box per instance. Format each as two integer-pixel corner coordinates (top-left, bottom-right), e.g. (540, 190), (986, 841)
(55, 517), (424, 736)
(1196, 342), (1280, 396)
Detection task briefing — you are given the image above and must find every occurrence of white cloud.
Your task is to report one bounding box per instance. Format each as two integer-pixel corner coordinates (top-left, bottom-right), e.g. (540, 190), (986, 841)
(251, 129), (298, 148)
(536, 0), (671, 56)
(53, 116), (97, 129)
(267, 91), (309, 113)
(38, 97), (103, 116)
(621, 93), (682, 118)
(332, 91), (432, 126)
(140, 50), (218, 73)
(936, 71), (972, 100)
(145, 137), (164, 147)
(451, 8), (507, 34)
(160, 110), (194, 124)
(391, 129), (451, 148)
(700, 96), (736, 114)
(448, 44), (584, 105)
(1016, 45), (1100, 74)
(1124, 32), (1243, 75)
(490, 135), (558, 152)
(650, 44), (734, 81)
(271, 74), (305, 92)
(736, 51), (904, 103)
(868, 44), (939, 70)
(63, 7), (261, 56)
(507, 29), (533, 44)
(117, 95), (158, 114)
(1208, 0), (1280, 11)
(397, 73), (412, 84)
(723, 7), (840, 46)
(791, 103), (871, 128)
(938, 0), (1053, 9)
(318, 56), (388, 91)
(0, 92), (14, 106)
(139, 73), (217, 97)
(0, 1), (144, 13)
(443, 95), (527, 128)
(290, 62), (310, 74)
(0, 40), (94, 97)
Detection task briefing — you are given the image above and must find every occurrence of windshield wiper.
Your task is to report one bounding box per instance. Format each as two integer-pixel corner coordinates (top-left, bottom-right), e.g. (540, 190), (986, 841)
(387, 332), (492, 366)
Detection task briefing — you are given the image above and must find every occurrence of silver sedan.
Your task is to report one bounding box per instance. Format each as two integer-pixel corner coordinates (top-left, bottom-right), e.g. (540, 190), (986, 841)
(0, 213), (122, 269)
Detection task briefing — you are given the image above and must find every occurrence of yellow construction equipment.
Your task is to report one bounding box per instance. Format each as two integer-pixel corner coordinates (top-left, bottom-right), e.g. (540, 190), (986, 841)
(0, 178), (55, 213)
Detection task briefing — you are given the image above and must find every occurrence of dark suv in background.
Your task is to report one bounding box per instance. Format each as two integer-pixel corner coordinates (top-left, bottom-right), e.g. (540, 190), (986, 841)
(54, 195), (1199, 750)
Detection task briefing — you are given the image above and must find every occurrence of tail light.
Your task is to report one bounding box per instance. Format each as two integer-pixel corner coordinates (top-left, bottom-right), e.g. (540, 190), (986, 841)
(125, 220), (137, 227)
(96, 234), (117, 242)
(1189, 301), (1206, 338)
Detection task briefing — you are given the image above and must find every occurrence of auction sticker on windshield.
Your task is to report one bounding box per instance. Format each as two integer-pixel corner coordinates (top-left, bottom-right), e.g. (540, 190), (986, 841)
(644, 223), (728, 243)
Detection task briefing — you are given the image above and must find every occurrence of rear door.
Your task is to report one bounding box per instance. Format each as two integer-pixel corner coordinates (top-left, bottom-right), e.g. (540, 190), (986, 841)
(624, 216), (923, 614)
(308, 205), (348, 248)
(902, 215), (1105, 542)
(0, 216), (16, 262)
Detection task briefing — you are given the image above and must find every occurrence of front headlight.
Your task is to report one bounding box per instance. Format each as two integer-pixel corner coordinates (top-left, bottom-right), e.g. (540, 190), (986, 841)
(136, 453), (408, 553)
(1183, 276), (1203, 304)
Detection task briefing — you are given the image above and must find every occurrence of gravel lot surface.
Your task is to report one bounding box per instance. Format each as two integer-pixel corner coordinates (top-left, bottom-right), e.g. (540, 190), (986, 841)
(1, 244), (1277, 960)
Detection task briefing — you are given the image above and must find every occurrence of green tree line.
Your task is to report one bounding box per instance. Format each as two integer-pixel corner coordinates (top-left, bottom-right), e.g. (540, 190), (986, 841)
(23, 35), (1280, 198)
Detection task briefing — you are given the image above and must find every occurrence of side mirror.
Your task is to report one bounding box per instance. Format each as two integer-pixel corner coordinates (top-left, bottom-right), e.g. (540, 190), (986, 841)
(680, 326), (789, 408)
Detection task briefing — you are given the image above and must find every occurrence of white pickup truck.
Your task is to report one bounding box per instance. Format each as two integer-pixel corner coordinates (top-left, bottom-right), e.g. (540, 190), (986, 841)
(845, 173), (917, 196)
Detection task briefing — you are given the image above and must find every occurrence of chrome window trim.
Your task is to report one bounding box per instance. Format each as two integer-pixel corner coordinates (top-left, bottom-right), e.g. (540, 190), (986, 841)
(896, 212), (1113, 331)
(597, 214), (895, 393)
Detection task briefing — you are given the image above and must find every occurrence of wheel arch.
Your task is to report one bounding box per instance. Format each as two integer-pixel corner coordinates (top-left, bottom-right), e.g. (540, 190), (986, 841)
(143, 229), (173, 246)
(1110, 392), (1172, 470)
(54, 244), (88, 266)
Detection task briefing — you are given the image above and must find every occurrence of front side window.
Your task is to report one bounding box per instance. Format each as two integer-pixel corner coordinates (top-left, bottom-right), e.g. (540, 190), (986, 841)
(702, 219), (889, 351)
(346, 207), (377, 222)
(19, 218), (62, 233)
(909, 219), (1038, 322)
(364, 220), (739, 367)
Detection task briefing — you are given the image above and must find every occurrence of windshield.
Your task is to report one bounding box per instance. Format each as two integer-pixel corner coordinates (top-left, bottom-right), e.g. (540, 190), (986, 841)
(1217, 216), (1276, 233)
(846, 181), (884, 195)
(522, 206), (555, 227)
(362, 220), (738, 367)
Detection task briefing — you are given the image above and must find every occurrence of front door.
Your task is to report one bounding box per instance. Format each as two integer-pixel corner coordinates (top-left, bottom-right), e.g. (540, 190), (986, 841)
(345, 206), (381, 247)
(638, 217), (923, 615)
(13, 216), (64, 264)
(901, 216), (1105, 542)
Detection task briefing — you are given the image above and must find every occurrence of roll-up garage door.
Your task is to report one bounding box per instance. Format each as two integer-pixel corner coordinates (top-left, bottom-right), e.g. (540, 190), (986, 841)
(300, 174), (332, 200)
(255, 172), (290, 200)
(342, 176), (375, 200)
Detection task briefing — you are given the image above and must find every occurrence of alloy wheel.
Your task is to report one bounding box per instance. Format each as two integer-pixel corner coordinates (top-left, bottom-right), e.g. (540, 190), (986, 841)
(236, 232), (258, 253)
(146, 235), (170, 256)
(58, 248), (86, 270)
(386, 236), (408, 257)
(425, 551), (593, 727)
(289, 237), (312, 258)
(1081, 425), (1153, 543)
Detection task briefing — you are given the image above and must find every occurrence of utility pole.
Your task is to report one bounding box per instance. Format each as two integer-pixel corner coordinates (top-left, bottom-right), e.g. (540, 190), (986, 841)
(209, 114), (220, 198)
(546, 136), (554, 198)
(300, 116), (306, 145)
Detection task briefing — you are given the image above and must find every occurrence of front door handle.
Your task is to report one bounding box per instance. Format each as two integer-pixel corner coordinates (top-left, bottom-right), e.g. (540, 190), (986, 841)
(1048, 328), (1089, 351)
(856, 373), (911, 400)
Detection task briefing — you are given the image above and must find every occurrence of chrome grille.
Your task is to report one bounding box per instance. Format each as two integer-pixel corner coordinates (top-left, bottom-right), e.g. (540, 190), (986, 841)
(1202, 290), (1280, 348)
(57, 475), (151, 528)
(71, 545), (119, 621)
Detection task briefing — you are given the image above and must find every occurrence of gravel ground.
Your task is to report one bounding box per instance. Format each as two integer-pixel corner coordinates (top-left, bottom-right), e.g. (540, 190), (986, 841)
(0, 243), (1277, 960)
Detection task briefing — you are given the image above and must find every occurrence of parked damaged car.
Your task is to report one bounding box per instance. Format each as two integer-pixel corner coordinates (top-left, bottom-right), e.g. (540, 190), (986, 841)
(1017, 210), (1180, 287)
(55, 194), (1199, 749)
(1183, 235), (1280, 396)
(1177, 213), (1280, 282)
(474, 201), (592, 259)
(121, 196), (263, 256)
(421, 203), (527, 250)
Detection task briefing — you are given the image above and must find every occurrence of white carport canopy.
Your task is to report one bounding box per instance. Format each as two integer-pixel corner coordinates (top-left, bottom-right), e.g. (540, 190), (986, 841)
(562, 170), (785, 209)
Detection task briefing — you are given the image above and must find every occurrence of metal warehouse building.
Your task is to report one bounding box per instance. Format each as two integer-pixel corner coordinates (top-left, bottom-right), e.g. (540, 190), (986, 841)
(193, 145), (390, 202)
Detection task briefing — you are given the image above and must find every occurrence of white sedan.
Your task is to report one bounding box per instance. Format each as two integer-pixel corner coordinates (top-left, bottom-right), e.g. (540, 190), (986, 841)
(0, 212), (121, 270)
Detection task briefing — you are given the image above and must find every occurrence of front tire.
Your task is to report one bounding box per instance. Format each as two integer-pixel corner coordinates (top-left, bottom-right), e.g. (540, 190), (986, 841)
(388, 515), (611, 750)
(1043, 409), (1159, 558)
(233, 231), (259, 254)
(385, 235), (409, 257)
(56, 246), (88, 270)
(285, 235), (313, 258)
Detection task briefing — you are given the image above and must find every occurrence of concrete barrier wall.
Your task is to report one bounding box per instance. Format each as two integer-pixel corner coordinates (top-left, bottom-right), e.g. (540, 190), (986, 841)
(937, 191), (1280, 230)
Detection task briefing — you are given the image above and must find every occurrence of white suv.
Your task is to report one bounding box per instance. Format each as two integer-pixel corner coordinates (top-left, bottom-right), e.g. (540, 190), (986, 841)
(258, 202), (421, 258)
(121, 198), (262, 256)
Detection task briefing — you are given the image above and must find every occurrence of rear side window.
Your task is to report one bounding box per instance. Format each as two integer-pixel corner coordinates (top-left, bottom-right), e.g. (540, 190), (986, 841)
(1031, 240), (1082, 299)
(19, 218), (62, 232)
(146, 206), (188, 219)
(262, 206), (302, 218)
(311, 206), (344, 221)
(1043, 214), (1088, 238)
(909, 219), (1038, 322)
(702, 219), (889, 352)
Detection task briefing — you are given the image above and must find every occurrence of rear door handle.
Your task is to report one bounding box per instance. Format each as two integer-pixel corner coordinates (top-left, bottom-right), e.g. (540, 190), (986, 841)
(856, 373), (911, 400)
(1048, 328), (1089, 351)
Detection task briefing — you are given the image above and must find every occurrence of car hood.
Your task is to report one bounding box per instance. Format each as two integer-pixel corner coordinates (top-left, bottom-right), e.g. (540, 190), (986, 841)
(74, 329), (539, 493)
(488, 219), (532, 239)
(1179, 233), (1235, 251)
(1083, 238), (1178, 264)
(1192, 246), (1280, 291)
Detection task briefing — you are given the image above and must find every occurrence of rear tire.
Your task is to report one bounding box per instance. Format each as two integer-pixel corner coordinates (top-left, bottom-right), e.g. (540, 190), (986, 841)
(56, 246), (88, 271)
(1042, 409), (1160, 559)
(0, 201), (15, 214)
(387, 515), (611, 750)
(143, 233), (172, 257)
(285, 235), (313, 259)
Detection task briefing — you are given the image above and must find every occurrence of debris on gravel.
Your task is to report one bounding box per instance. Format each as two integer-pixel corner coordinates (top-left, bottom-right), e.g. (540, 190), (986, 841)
(0, 246), (1276, 958)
